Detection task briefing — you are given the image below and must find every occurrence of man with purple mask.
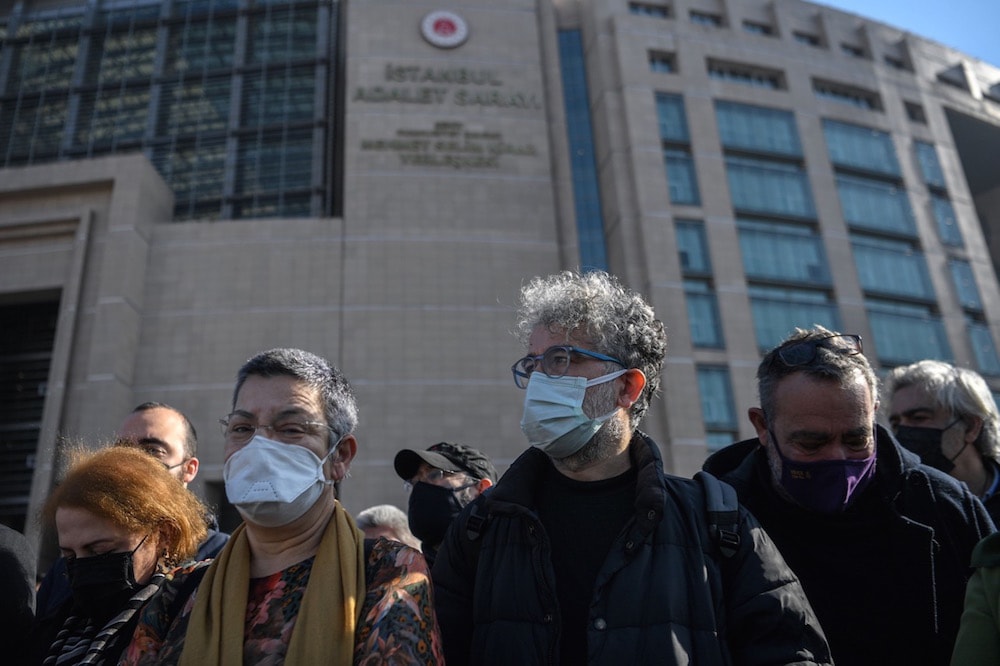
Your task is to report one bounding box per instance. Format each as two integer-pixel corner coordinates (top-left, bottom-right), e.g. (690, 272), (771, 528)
(704, 326), (994, 666)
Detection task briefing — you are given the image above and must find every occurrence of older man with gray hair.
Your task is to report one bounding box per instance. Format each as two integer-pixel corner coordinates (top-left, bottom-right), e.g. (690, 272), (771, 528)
(884, 359), (1000, 523)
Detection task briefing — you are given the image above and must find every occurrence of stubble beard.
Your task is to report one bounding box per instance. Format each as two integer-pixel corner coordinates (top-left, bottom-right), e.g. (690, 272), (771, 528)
(555, 377), (628, 472)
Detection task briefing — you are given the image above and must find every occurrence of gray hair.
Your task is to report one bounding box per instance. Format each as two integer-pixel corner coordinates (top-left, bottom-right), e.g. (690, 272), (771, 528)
(515, 270), (667, 424)
(355, 504), (420, 549)
(233, 348), (358, 450)
(883, 360), (1000, 462)
(758, 326), (878, 420)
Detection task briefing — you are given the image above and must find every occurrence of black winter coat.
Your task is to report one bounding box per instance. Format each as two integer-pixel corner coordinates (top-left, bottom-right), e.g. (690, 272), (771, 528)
(703, 425), (995, 666)
(432, 431), (833, 665)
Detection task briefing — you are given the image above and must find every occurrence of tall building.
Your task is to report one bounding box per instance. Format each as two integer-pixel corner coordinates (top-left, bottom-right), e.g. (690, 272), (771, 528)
(2, 0), (999, 553)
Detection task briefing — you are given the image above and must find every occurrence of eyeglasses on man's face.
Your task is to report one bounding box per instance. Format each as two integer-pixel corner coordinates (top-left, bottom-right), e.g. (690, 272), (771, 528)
(511, 345), (625, 389)
(403, 467), (473, 493)
(219, 417), (335, 445)
(776, 334), (863, 367)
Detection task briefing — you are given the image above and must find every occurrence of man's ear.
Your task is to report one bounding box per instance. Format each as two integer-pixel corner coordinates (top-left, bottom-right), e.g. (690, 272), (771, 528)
(329, 435), (358, 481)
(964, 415), (984, 445)
(617, 369), (646, 409)
(748, 407), (769, 445)
(476, 478), (493, 494)
(180, 457), (199, 486)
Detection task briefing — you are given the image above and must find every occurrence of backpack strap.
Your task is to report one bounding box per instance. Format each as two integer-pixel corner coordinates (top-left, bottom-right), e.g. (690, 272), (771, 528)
(465, 502), (490, 541)
(695, 471), (741, 558)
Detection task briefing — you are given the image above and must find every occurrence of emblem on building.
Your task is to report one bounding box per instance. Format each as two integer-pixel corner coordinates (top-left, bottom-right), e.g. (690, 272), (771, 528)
(420, 10), (469, 49)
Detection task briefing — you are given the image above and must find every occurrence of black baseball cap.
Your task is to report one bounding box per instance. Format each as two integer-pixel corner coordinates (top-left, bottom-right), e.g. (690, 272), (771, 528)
(394, 442), (499, 483)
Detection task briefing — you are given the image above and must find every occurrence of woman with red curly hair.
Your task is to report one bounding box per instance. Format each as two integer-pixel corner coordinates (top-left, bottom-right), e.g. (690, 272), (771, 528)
(30, 444), (207, 665)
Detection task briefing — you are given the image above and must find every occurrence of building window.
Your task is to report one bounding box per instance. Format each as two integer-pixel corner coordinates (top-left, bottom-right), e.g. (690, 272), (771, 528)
(748, 286), (841, 352)
(904, 101), (927, 124)
(852, 236), (934, 300)
(690, 10), (723, 27)
(655, 92), (689, 142)
(676, 219), (712, 274)
(742, 20), (774, 36)
(665, 149), (701, 205)
(884, 54), (907, 70)
(914, 141), (947, 189)
(629, 2), (671, 18)
(685, 281), (725, 348)
(814, 79), (881, 111)
(867, 300), (951, 366)
(677, 221), (724, 348)
(697, 366), (738, 451)
(738, 219), (830, 285)
(823, 120), (900, 176)
(835, 175), (915, 236)
(649, 51), (676, 73)
(969, 319), (1000, 377)
(715, 100), (801, 156)
(950, 259), (984, 311)
(931, 195), (963, 247)
(840, 43), (866, 58)
(0, 0), (335, 220)
(657, 93), (700, 205)
(708, 59), (785, 90)
(726, 157), (814, 218)
(559, 30), (609, 271)
(793, 31), (821, 47)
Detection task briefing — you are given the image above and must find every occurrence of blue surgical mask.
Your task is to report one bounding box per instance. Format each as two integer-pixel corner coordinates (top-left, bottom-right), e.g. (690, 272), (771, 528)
(520, 370), (627, 459)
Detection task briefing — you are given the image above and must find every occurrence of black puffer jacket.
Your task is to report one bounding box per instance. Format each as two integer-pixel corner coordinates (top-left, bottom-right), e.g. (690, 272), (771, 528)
(704, 425), (995, 666)
(432, 431), (832, 665)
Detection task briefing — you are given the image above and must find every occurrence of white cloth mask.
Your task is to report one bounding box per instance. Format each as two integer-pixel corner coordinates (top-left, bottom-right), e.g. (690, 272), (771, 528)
(224, 434), (337, 527)
(520, 369), (627, 459)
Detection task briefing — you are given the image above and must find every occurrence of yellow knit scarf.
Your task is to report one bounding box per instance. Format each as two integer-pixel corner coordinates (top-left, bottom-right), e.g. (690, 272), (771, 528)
(178, 501), (365, 666)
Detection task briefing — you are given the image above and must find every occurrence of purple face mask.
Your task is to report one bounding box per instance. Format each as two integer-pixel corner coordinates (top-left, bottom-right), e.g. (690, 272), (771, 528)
(771, 430), (877, 514)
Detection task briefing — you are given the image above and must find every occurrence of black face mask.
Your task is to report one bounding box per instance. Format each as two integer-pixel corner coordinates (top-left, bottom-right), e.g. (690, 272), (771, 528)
(407, 482), (472, 548)
(894, 422), (966, 474)
(66, 536), (146, 621)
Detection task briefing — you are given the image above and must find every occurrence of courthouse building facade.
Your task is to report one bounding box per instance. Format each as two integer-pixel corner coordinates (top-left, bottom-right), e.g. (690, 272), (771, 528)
(2, 0), (1000, 549)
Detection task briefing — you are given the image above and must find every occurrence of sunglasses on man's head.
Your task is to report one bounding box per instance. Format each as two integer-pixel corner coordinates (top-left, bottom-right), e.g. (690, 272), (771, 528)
(776, 334), (863, 367)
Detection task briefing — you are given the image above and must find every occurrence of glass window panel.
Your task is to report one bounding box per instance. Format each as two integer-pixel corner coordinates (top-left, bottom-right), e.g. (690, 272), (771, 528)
(697, 366), (737, 429)
(85, 27), (158, 85)
(706, 432), (735, 453)
(950, 260), (983, 310)
(10, 37), (79, 92)
(0, 94), (69, 162)
(969, 320), (1000, 377)
(676, 220), (710, 273)
(852, 236), (934, 300)
(665, 148), (700, 204)
(152, 137), (227, 202)
(836, 175), (915, 236)
(931, 195), (963, 247)
(166, 19), (237, 74)
(914, 141), (946, 189)
(715, 101), (801, 156)
(241, 67), (316, 127)
(726, 156), (814, 217)
(867, 300), (951, 366)
(157, 76), (232, 135)
(823, 120), (900, 176)
(748, 286), (840, 351)
(655, 93), (689, 142)
(560, 30), (608, 272)
(684, 281), (724, 348)
(248, 6), (319, 64)
(236, 128), (313, 194)
(75, 85), (150, 148)
(738, 219), (829, 284)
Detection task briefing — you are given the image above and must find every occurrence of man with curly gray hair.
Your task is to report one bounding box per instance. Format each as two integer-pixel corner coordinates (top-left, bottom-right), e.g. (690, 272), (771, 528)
(884, 359), (1000, 522)
(433, 271), (831, 666)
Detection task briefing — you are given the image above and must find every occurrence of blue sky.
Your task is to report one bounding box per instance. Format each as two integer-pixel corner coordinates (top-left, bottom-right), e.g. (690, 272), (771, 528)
(817, 0), (1000, 67)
